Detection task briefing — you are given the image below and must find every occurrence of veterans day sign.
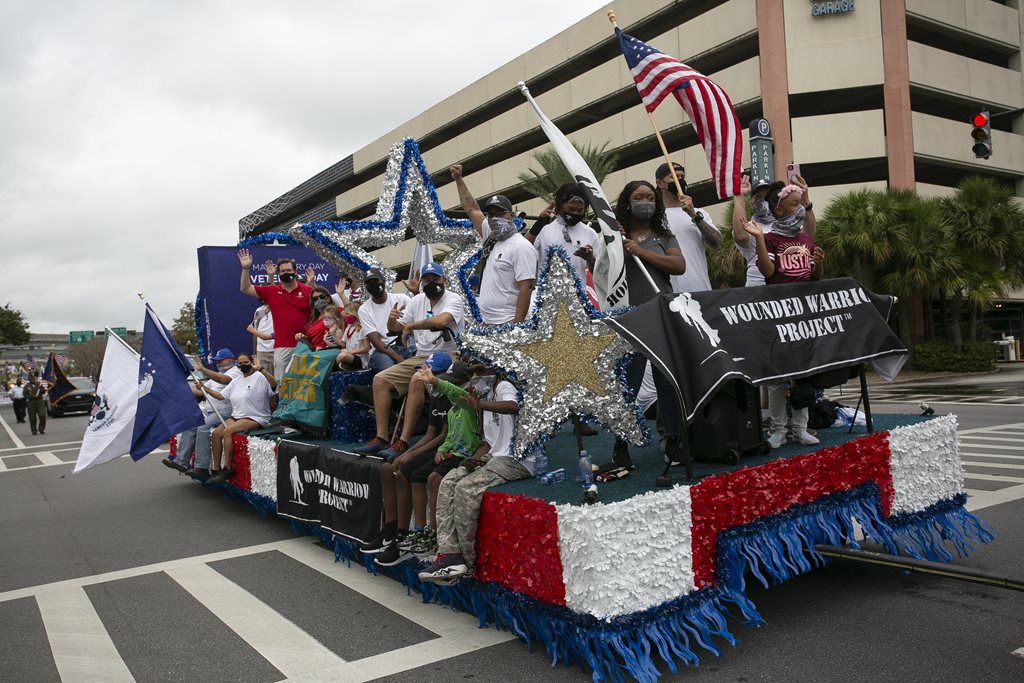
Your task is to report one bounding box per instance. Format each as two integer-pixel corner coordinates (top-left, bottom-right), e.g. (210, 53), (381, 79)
(605, 278), (908, 423)
(276, 440), (383, 543)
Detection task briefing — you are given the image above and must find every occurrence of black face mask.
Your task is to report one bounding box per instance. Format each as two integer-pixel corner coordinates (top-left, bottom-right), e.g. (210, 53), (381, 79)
(238, 363), (253, 374)
(663, 179), (686, 197)
(279, 272), (296, 283)
(366, 281), (385, 297)
(423, 282), (444, 299)
(562, 213), (584, 227)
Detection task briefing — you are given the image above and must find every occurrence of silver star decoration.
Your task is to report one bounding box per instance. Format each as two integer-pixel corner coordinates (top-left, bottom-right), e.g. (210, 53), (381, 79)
(374, 138), (481, 305)
(460, 249), (648, 460)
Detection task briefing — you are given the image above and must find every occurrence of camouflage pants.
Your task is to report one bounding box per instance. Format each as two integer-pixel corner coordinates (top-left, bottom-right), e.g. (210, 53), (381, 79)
(435, 456), (531, 567)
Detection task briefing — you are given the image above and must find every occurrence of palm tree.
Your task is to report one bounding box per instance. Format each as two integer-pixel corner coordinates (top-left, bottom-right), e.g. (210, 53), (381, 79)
(516, 140), (619, 202)
(941, 176), (1024, 344)
(815, 188), (895, 290)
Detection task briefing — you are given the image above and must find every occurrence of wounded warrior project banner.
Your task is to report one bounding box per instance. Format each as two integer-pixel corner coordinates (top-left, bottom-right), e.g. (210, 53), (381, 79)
(605, 278), (909, 423)
(276, 440), (384, 543)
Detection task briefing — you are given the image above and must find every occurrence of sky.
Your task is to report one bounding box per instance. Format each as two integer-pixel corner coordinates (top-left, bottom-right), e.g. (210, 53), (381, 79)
(0, 0), (608, 334)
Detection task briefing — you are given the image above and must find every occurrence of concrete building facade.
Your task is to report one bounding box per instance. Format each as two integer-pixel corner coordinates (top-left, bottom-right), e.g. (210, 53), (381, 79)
(240, 0), (1024, 334)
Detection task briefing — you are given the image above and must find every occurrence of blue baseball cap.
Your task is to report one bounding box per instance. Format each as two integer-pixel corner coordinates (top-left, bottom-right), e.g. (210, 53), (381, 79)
(419, 352), (452, 373)
(211, 348), (235, 362)
(420, 262), (444, 278)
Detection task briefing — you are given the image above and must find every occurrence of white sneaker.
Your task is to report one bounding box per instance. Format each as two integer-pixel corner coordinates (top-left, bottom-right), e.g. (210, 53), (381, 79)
(792, 430), (820, 446)
(767, 430), (787, 449)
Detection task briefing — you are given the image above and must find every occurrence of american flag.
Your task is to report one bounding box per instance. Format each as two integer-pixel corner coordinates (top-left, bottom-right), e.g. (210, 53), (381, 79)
(25, 355), (37, 370)
(615, 28), (742, 199)
(55, 353), (66, 367)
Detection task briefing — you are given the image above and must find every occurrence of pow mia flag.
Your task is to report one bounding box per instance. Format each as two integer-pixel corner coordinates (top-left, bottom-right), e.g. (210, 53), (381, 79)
(604, 278), (908, 423)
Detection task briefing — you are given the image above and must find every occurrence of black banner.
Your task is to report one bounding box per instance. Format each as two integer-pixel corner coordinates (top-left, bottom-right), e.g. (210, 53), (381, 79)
(276, 440), (383, 543)
(604, 278), (908, 423)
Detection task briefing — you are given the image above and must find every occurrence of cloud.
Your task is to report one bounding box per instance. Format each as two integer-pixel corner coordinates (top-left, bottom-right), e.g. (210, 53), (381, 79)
(0, 0), (606, 333)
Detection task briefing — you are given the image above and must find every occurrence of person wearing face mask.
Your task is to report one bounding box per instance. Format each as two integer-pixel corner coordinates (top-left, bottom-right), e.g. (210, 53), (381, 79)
(239, 251), (313, 386)
(164, 348), (242, 478)
(533, 182), (601, 283)
(294, 286), (337, 351)
(355, 262), (465, 458)
(450, 165), (537, 325)
(420, 364), (526, 583)
(655, 161), (722, 294)
(207, 353), (277, 485)
(354, 269), (411, 373)
(335, 302), (370, 370)
(599, 180), (686, 473)
(743, 180), (825, 450)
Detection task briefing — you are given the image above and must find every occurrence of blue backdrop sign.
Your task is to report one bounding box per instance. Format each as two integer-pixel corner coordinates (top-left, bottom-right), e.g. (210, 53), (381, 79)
(196, 245), (343, 365)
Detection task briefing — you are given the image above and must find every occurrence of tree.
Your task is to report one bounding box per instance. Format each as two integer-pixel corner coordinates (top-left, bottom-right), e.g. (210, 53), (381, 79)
(171, 302), (199, 353)
(516, 140), (619, 202)
(67, 334), (142, 382)
(815, 188), (896, 290)
(0, 303), (30, 345)
(710, 197), (756, 288)
(940, 176), (1024, 345)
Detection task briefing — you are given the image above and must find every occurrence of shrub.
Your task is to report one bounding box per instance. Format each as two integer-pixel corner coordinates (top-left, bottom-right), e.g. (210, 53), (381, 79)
(911, 342), (998, 373)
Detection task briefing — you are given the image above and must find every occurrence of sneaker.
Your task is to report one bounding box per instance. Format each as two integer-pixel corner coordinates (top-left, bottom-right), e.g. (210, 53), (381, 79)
(207, 468), (233, 485)
(204, 470), (225, 485)
(418, 554), (468, 583)
(767, 430), (787, 449)
(354, 436), (389, 456)
(360, 530), (395, 555)
(375, 540), (413, 567)
(340, 385), (374, 406)
(409, 528), (437, 557)
(792, 430), (820, 446)
(378, 439), (409, 460)
(185, 467), (210, 479)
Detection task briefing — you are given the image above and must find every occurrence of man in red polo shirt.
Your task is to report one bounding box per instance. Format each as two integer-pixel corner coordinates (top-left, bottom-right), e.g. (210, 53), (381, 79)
(238, 249), (312, 384)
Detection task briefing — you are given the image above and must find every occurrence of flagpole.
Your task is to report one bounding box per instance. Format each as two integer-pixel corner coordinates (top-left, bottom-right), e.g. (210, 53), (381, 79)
(607, 9), (688, 201)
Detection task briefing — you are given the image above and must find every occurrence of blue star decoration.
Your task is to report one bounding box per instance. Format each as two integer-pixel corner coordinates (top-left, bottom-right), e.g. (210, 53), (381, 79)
(459, 247), (649, 460)
(290, 137), (481, 295)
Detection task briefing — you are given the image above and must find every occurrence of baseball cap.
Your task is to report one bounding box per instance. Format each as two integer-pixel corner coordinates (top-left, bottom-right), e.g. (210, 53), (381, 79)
(211, 348), (235, 362)
(420, 262), (444, 278)
(482, 194), (513, 213)
(751, 178), (771, 194)
(418, 352), (453, 373)
(655, 161), (685, 181)
(364, 268), (385, 282)
(438, 361), (472, 385)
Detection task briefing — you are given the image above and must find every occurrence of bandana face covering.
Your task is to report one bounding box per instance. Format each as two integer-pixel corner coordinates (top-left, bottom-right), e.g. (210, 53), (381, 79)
(772, 204), (806, 237)
(752, 197), (774, 225)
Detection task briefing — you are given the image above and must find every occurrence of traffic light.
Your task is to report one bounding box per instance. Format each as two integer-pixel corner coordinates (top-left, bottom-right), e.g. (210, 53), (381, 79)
(971, 111), (992, 159)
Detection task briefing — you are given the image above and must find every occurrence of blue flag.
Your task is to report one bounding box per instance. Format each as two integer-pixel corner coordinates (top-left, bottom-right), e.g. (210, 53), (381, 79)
(43, 352), (77, 405)
(130, 305), (204, 460)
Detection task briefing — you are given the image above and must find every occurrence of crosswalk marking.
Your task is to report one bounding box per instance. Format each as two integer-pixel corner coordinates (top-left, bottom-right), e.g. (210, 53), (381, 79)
(963, 472), (1024, 484)
(0, 440), (82, 453)
(0, 411), (25, 449)
(165, 564), (347, 678)
(963, 460), (1024, 470)
(959, 421), (1024, 510)
(960, 453), (1024, 461)
(960, 435), (1024, 444)
(966, 484), (1024, 511)
(36, 587), (136, 683)
(34, 451), (63, 466)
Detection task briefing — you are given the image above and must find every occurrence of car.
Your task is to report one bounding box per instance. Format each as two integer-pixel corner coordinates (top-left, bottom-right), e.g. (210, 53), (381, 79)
(49, 377), (97, 417)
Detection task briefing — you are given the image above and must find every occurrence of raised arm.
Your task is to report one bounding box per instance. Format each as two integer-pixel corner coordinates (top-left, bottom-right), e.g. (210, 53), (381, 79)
(450, 164), (485, 234)
(680, 194), (723, 250)
(238, 249), (258, 298)
(732, 175), (752, 246)
(742, 221), (775, 279)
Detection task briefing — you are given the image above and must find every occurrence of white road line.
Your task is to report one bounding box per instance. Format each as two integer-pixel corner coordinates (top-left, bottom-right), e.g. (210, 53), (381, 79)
(959, 422), (1024, 435)
(0, 457), (6, 472)
(0, 458), (75, 474)
(959, 441), (1024, 450)
(966, 484), (1024, 511)
(166, 564), (347, 679)
(277, 541), (515, 683)
(0, 537), (319, 604)
(0, 411), (25, 449)
(959, 435), (1024, 444)
(962, 460), (1024, 471)
(988, 396), (1024, 403)
(962, 472), (1024, 484)
(1011, 646), (1024, 658)
(960, 453), (1024, 461)
(35, 451), (63, 466)
(35, 587), (136, 683)
(0, 440), (81, 453)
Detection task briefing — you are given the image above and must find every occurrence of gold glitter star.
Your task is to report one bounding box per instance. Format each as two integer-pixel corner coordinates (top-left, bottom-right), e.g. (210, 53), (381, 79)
(520, 304), (618, 402)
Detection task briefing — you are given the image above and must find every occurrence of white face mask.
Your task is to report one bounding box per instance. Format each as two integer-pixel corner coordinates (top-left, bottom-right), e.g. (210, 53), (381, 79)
(470, 377), (491, 397)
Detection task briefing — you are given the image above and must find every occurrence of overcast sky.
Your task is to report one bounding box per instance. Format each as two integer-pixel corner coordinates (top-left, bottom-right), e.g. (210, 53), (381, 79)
(1, 0), (607, 334)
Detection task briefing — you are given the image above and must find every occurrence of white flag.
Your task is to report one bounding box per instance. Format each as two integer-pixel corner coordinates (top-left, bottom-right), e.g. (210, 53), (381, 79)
(518, 81), (629, 309)
(73, 337), (140, 473)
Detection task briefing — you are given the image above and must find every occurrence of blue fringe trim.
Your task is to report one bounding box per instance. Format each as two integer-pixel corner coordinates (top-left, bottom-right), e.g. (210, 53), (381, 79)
(883, 493), (996, 563)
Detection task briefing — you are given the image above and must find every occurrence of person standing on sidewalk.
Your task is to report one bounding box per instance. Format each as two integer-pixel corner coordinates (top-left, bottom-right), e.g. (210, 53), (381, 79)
(24, 375), (46, 435)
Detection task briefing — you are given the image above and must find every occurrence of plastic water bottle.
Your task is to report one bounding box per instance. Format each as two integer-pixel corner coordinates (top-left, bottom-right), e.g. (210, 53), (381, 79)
(534, 446), (548, 478)
(577, 450), (593, 488)
(538, 468), (567, 485)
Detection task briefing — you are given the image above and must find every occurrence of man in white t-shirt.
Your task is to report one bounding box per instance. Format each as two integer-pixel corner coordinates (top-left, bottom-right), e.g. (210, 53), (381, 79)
(355, 262), (465, 458)
(357, 268), (411, 372)
(655, 161), (723, 294)
(420, 367), (532, 583)
(449, 165), (536, 325)
(533, 187), (600, 284)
